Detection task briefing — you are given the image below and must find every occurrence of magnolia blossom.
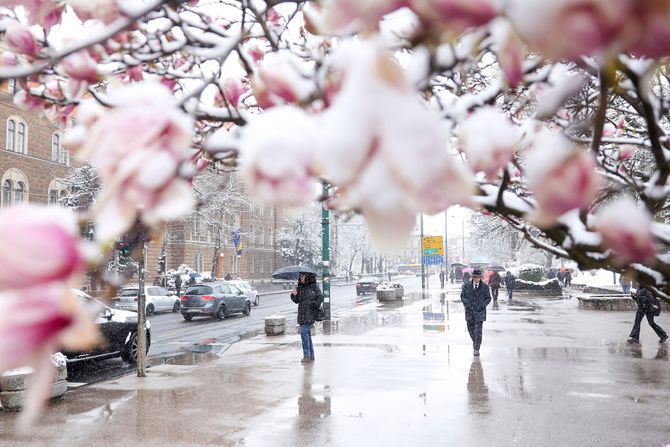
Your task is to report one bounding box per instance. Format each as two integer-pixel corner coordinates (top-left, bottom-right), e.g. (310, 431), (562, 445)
(237, 106), (320, 207)
(411, 0), (501, 34)
(64, 83), (195, 240)
(252, 52), (315, 109)
(0, 285), (99, 429)
(0, 0), (63, 31)
(458, 106), (518, 178)
(66, 0), (123, 24)
(0, 205), (85, 291)
(490, 19), (524, 88)
(525, 129), (601, 226)
(304, 0), (407, 35)
(5, 23), (40, 57)
(220, 77), (248, 107)
(594, 197), (656, 265)
(62, 51), (99, 88)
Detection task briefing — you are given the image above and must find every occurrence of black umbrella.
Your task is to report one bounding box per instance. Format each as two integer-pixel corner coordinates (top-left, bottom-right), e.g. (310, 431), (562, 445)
(272, 265), (317, 280)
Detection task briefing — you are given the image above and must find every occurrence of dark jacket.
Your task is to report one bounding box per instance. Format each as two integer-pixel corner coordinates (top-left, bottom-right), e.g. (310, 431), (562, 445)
(175, 275), (182, 287)
(462, 272), (471, 283)
(461, 281), (492, 322)
(634, 287), (660, 314)
(504, 273), (516, 290)
(489, 272), (501, 288)
(291, 275), (324, 325)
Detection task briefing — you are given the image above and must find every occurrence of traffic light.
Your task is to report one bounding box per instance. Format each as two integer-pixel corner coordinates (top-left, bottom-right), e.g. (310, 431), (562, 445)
(158, 255), (166, 273)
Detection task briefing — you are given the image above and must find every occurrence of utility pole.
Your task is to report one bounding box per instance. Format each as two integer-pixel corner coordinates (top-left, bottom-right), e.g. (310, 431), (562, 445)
(137, 240), (147, 377)
(420, 213), (425, 290)
(444, 210), (449, 273)
(321, 182), (331, 320)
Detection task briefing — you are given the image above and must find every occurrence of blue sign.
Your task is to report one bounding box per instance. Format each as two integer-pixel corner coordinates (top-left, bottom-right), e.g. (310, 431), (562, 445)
(422, 256), (443, 265)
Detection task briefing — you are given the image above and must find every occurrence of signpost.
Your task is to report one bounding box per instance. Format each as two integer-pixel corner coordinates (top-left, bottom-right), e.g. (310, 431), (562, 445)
(421, 235), (444, 284)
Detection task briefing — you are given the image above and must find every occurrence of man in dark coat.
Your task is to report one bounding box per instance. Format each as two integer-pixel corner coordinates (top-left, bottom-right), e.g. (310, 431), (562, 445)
(504, 271), (516, 302)
(174, 274), (182, 296)
(439, 270), (445, 289)
(449, 271), (455, 284)
(462, 271), (471, 284)
(628, 287), (668, 344)
(488, 271), (501, 303)
(461, 269), (492, 356)
(291, 272), (324, 364)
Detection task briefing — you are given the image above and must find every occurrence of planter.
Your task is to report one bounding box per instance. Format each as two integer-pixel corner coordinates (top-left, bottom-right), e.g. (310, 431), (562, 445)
(265, 315), (287, 336)
(377, 289), (398, 302)
(395, 287), (404, 299)
(0, 354), (68, 410)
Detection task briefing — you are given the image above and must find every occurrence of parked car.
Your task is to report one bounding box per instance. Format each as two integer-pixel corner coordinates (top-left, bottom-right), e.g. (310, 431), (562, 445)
(64, 290), (150, 364)
(356, 277), (379, 295)
(113, 285), (180, 316)
(229, 280), (260, 306)
(180, 282), (251, 321)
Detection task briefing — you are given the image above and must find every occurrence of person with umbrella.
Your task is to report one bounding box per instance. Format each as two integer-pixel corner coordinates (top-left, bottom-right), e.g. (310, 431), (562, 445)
(284, 267), (323, 364)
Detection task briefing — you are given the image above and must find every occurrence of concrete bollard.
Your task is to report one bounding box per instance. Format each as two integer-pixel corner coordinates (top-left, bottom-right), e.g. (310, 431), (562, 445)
(377, 289), (398, 302)
(265, 315), (287, 335)
(0, 353), (68, 410)
(395, 287), (404, 299)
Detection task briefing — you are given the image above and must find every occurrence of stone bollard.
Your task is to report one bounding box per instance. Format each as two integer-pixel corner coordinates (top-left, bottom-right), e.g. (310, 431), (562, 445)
(265, 315), (287, 336)
(395, 286), (404, 299)
(377, 289), (397, 302)
(0, 353), (68, 410)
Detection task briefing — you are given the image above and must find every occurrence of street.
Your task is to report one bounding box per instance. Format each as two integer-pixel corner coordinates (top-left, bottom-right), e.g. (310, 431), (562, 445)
(67, 276), (424, 385)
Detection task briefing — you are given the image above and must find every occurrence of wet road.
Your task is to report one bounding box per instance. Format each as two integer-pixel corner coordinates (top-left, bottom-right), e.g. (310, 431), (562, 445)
(67, 276), (423, 385)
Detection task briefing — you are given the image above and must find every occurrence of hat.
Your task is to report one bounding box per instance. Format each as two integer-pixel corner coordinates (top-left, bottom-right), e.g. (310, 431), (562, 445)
(472, 269), (482, 276)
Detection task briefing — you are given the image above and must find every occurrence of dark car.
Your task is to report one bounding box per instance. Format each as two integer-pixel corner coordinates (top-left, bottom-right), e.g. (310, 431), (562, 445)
(180, 282), (251, 321)
(64, 290), (151, 364)
(356, 277), (379, 296)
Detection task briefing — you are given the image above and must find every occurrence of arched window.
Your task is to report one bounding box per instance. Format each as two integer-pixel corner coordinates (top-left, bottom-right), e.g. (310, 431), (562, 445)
(267, 228), (272, 246)
(59, 190), (67, 206)
(16, 122), (25, 154)
(7, 79), (15, 95)
(14, 182), (24, 204)
(48, 189), (58, 205)
(2, 180), (11, 206)
(6, 119), (14, 151)
(260, 227), (265, 245)
(51, 133), (60, 162)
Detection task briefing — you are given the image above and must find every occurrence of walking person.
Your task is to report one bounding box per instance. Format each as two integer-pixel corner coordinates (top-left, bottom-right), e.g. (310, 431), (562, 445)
(291, 272), (324, 364)
(504, 271), (516, 302)
(462, 271), (471, 284)
(460, 269), (492, 356)
(488, 270), (501, 303)
(620, 273), (632, 295)
(564, 270), (572, 287)
(439, 270), (445, 289)
(628, 286), (668, 344)
(449, 271), (455, 284)
(174, 274), (182, 296)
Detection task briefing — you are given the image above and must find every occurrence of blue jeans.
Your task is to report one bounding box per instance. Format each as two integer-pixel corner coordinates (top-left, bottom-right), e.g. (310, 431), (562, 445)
(622, 285), (631, 295)
(507, 288), (513, 300)
(300, 324), (314, 359)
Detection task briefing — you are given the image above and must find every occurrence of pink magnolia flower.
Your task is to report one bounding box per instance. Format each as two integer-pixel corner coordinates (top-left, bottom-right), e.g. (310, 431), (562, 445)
(491, 19), (525, 88)
(508, 0), (632, 61)
(594, 197), (656, 265)
(0, 205), (85, 291)
(66, 0), (123, 24)
(242, 42), (265, 66)
(410, 0), (501, 34)
(0, 52), (18, 67)
(62, 51), (99, 83)
(237, 106), (319, 207)
(14, 90), (46, 112)
(458, 106), (519, 178)
(64, 83), (195, 240)
(0, 285), (99, 430)
(626, 1), (670, 58)
(0, 1), (64, 31)
(304, 0), (408, 35)
(220, 77), (248, 108)
(618, 144), (636, 161)
(252, 52), (314, 108)
(5, 23), (40, 57)
(525, 129), (601, 226)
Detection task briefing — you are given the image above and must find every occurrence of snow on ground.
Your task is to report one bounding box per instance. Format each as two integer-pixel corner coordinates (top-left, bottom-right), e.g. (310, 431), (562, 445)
(571, 269), (619, 287)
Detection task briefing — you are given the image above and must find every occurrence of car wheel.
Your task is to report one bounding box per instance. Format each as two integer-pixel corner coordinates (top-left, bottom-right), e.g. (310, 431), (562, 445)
(254, 295), (260, 306)
(243, 302), (251, 316)
(172, 301), (180, 312)
(121, 332), (148, 364)
(215, 305), (226, 320)
(183, 314), (193, 321)
(146, 304), (155, 316)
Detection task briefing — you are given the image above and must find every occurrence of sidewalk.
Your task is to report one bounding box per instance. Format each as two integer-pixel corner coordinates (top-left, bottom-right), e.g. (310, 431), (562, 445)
(2, 286), (670, 446)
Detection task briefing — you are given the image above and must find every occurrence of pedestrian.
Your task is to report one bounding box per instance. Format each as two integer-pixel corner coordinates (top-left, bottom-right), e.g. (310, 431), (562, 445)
(547, 269), (556, 280)
(174, 274), (182, 296)
(462, 271), (471, 284)
(153, 273), (161, 286)
(461, 270), (492, 356)
(291, 272), (324, 364)
(225, 273), (232, 281)
(504, 271), (516, 302)
(557, 270), (565, 286)
(488, 270), (501, 303)
(449, 271), (455, 284)
(564, 270), (572, 287)
(627, 286), (668, 344)
(620, 273), (632, 295)
(439, 270), (445, 289)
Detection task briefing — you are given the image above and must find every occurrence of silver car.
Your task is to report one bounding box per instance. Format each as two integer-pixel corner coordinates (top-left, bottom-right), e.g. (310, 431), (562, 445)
(229, 280), (260, 306)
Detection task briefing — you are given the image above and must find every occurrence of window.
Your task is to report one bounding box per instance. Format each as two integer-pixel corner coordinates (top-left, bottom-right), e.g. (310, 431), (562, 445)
(249, 224), (253, 245)
(48, 190), (58, 205)
(2, 180), (11, 207)
(14, 182), (24, 204)
(6, 119), (14, 151)
(260, 227), (265, 245)
(191, 215), (201, 239)
(194, 253), (203, 272)
(16, 122), (25, 154)
(7, 79), (15, 95)
(59, 190), (67, 206)
(51, 134), (59, 162)
(268, 228), (272, 246)
(250, 255), (255, 274)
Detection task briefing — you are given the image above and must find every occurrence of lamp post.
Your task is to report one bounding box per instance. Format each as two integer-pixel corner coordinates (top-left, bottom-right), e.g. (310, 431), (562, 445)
(321, 182), (331, 320)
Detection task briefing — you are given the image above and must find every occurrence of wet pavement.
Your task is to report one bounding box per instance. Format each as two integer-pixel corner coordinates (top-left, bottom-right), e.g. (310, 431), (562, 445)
(2, 283), (670, 446)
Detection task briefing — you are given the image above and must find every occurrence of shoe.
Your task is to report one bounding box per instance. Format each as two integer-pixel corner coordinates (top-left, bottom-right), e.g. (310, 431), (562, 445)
(310, 357), (315, 361)
(300, 357), (309, 364)
(473, 350), (480, 356)
(627, 338), (639, 344)
(660, 335), (668, 343)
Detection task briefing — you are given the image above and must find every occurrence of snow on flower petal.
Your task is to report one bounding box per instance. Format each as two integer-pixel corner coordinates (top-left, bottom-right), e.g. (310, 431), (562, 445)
(594, 197), (656, 265)
(304, 0), (408, 35)
(66, 0), (123, 24)
(5, 22), (40, 57)
(0, 205), (85, 291)
(410, 0), (502, 34)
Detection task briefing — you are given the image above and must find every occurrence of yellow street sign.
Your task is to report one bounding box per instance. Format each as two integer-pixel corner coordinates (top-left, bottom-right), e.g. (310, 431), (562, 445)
(422, 236), (444, 256)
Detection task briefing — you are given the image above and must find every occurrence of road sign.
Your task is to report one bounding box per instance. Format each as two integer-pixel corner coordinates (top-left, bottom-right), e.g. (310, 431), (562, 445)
(422, 256), (443, 265)
(422, 236), (444, 256)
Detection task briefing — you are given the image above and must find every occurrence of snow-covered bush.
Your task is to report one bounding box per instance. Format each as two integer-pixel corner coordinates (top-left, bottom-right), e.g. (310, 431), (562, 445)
(517, 264), (546, 282)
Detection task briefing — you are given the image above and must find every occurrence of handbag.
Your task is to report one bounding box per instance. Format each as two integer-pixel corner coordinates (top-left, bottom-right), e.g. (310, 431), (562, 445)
(314, 304), (326, 322)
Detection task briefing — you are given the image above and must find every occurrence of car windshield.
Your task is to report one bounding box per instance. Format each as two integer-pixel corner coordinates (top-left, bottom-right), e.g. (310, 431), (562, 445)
(235, 282), (251, 291)
(118, 288), (139, 297)
(360, 278), (376, 282)
(185, 285), (213, 295)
